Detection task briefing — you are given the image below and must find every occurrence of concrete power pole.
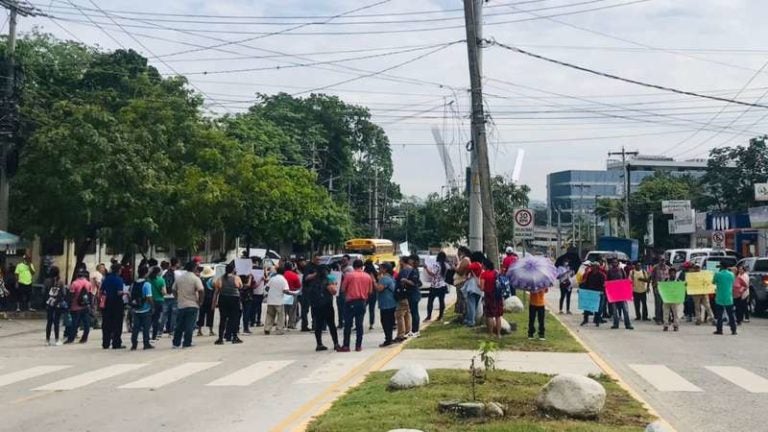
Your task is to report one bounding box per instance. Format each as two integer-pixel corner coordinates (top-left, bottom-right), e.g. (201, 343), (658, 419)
(465, 0), (483, 253)
(463, 0), (499, 264)
(608, 147), (638, 239)
(373, 169), (380, 238)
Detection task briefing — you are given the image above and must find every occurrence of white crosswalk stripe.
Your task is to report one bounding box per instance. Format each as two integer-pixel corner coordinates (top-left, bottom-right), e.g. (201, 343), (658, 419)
(294, 358), (360, 384)
(0, 366), (71, 388)
(629, 364), (702, 392)
(119, 362), (221, 389)
(34, 364), (146, 391)
(705, 366), (768, 393)
(206, 360), (294, 387)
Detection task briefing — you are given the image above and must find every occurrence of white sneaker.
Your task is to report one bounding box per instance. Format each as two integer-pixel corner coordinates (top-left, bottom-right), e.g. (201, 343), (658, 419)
(411, 331), (421, 338)
(55, 339), (62, 346)
(405, 332), (414, 338)
(46, 339), (51, 346)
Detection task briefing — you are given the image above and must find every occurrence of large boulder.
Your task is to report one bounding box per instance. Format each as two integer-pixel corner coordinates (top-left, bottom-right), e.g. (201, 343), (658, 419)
(535, 374), (606, 419)
(389, 364), (429, 390)
(485, 402), (505, 418)
(645, 421), (674, 432)
(504, 296), (524, 313)
(456, 402), (485, 418)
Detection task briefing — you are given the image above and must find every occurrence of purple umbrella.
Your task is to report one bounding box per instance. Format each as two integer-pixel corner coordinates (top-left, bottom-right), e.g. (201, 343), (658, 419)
(507, 255), (557, 292)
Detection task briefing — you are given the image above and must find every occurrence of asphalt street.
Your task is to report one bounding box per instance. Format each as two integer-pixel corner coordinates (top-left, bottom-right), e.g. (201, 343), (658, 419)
(0, 291), (455, 432)
(547, 290), (768, 432)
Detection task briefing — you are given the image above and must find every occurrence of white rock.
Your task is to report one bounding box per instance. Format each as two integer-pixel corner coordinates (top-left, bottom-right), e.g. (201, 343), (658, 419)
(387, 430), (424, 432)
(504, 296), (524, 313)
(485, 402), (505, 418)
(499, 317), (512, 335)
(535, 373), (606, 419)
(388, 364), (429, 390)
(645, 421), (674, 432)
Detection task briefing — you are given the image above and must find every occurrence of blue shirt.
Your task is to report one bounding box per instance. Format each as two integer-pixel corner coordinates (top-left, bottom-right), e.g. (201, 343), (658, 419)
(101, 273), (126, 310)
(377, 275), (396, 310)
(134, 280), (153, 314)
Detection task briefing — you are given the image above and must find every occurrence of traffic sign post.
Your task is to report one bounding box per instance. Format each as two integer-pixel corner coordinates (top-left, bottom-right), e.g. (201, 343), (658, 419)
(712, 231), (725, 249)
(514, 208), (535, 242)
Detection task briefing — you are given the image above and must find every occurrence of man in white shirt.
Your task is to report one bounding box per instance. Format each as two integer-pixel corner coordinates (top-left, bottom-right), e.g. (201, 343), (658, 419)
(264, 267), (291, 335)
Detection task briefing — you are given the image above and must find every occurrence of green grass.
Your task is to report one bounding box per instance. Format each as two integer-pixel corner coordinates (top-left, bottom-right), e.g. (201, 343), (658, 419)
(307, 369), (653, 432)
(407, 297), (585, 353)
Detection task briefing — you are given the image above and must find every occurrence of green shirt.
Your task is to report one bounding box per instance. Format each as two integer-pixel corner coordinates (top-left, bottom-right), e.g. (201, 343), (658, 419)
(712, 269), (735, 306)
(150, 276), (166, 303)
(15, 262), (34, 285)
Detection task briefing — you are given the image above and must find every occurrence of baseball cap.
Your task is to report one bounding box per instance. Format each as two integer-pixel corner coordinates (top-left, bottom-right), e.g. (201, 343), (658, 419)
(505, 246), (514, 254)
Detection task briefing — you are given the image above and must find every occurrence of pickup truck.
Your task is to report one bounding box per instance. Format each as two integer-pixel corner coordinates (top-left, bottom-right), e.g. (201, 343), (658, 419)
(737, 257), (768, 314)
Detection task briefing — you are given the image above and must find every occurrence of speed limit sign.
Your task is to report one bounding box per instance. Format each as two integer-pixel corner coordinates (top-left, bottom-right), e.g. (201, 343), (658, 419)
(514, 208), (535, 240)
(712, 231), (725, 249)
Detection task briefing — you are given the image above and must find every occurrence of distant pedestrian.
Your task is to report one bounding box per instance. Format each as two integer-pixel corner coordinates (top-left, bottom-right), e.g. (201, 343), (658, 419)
(462, 252), (485, 327)
(375, 263), (397, 347)
(364, 260), (378, 331)
(501, 246), (518, 274)
(607, 260), (633, 330)
(300, 255), (320, 331)
(337, 255), (353, 326)
(733, 265), (749, 325)
(160, 258), (179, 335)
(308, 265), (339, 351)
(89, 263), (106, 330)
(129, 266), (154, 350)
(452, 247), (472, 322)
(689, 264), (714, 325)
(66, 270), (93, 344)
(663, 267), (681, 332)
(480, 260), (503, 338)
(556, 260), (574, 314)
(148, 266), (165, 341)
(407, 254), (423, 335)
(712, 263), (737, 336)
(339, 259), (373, 352)
(15, 255), (35, 311)
(424, 252), (449, 322)
(393, 257), (411, 343)
(197, 266), (216, 336)
(630, 263), (650, 321)
(214, 262), (244, 344)
(172, 262), (203, 348)
(581, 261), (606, 326)
(650, 260), (670, 325)
(101, 264), (126, 350)
(44, 266), (66, 346)
(251, 258), (266, 328)
(283, 262), (302, 330)
(264, 265), (290, 336)
(528, 287), (548, 340)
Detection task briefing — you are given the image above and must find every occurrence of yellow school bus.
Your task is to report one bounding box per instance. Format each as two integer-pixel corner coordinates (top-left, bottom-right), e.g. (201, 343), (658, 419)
(344, 239), (399, 266)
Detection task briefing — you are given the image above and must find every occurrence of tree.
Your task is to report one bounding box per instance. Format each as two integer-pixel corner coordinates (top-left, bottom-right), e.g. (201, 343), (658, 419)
(701, 136), (768, 211)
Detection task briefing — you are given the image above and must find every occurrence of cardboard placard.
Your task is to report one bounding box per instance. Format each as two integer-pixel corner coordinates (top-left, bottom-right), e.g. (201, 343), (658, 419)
(605, 279), (633, 303)
(658, 281), (686, 304)
(705, 261), (719, 272)
(686, 271), (715, 295)
(250, 269), (264, 282)
(235, 258), (252, 276)
(578, 289), (602, 312)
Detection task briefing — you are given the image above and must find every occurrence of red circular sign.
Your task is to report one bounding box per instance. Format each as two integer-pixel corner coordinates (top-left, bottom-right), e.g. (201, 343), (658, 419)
(515, 209), (533, 227)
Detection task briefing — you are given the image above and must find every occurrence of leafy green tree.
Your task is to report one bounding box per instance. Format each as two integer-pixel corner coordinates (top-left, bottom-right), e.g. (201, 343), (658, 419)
(701, 136), (768, 211)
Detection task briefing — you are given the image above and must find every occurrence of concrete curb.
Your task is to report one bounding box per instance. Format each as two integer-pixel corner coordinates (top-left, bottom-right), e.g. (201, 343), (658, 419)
(549, 308), (678, 432)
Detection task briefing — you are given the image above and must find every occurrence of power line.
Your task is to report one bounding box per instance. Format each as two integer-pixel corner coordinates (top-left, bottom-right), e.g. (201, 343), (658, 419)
(488, 40), (768, 110)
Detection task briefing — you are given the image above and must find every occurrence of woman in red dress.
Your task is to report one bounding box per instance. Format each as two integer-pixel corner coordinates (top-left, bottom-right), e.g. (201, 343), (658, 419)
(480, 259), (503, 338)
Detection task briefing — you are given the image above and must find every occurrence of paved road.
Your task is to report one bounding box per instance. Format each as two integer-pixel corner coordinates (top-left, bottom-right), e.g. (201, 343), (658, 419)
(547, 290), (768, 432)
(0, 292), (454, 432)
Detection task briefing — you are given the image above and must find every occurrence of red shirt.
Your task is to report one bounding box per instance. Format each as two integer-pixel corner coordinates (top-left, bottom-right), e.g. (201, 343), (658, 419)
(341, 270), (373, 301)
(284, 270), (301, 291)
(469, 262), (483, 278)
(502, 254), (518, 273)
(480, 270), (498, 297)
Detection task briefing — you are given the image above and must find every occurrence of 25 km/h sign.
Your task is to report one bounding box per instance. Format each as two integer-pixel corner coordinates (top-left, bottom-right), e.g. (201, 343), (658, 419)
(514, 208), (535, 240)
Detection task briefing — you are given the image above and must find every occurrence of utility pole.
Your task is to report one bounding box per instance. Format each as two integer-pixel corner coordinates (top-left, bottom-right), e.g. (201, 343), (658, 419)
(608, 147), (638, 239)
(555, 206), (562, 257)
(463, 0), (499, 264)
(373, 169), (380, 238)
(594, 194), (601, 245)
(465, 0), (483, 253)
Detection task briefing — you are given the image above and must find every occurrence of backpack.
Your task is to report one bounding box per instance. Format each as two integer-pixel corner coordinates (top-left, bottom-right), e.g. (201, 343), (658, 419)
(130, 281), (146, 309)
(77, 285), (92, 307)
(494, 273), (512, 301)
(162, 270), (175, 294)
(395, 271), (409, 301)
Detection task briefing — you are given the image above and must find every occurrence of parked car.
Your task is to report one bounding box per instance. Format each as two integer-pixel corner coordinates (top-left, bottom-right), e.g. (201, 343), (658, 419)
(583, 250), (630, 263)
(691, 256), (738, 271)
(317, 254), (364, 268)
(665, 248), (738, 269)
(737, 257), (768, 314)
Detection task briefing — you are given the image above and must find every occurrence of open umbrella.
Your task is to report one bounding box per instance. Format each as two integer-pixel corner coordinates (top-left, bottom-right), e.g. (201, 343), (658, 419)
(0, 230), (19, 246)
(507, 255), (557, 292)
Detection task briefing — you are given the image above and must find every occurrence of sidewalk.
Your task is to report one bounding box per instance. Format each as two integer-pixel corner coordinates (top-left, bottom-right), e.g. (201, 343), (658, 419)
(0, 317), (42, 338)
(383, 348), (601, 376)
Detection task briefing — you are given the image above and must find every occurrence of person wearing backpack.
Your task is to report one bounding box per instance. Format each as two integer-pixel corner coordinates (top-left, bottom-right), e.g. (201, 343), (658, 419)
(44, 266), (66, 346)
(480, 259), (503, 338)
(129, 266), (155, 350)
(65, 270), (93, 344)
(308, 265), (340, 351)
(100, 264), (127, 349)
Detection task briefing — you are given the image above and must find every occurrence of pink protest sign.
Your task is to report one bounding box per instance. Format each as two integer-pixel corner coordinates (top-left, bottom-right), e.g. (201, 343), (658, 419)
(605, 279), (633, 303)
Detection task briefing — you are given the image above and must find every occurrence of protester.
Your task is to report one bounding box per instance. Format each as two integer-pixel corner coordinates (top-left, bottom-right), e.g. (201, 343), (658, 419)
(214, 262), (243, 344)
(308, 265), (339, 351)
(264, 265), (290, 336)
(663, 267), (681, 332)
(733, 265), (749, 325)
(172, 262), (204, 348)
(528, 287), (548, 340)
(581, 261), (606, 326)
(556, 259), (574, 314)
(89, 263), (106, 330)
(463, 252), (485, 327)
(300, 255), (320, 331)
(501, 246), (519, 274)
(364, 260), (378, 331)
(197, 266), (216, 336)
(689, 264), (714, 325)
(337, 255), (353, 327)
(407, 254), (423, 335)
(101, 263), (126, 349)
(250, 258), (266, 328)
(376, 262), (397, 347)
(240, 270), (254, 335)
(712, 263), (737, 336)
(480, 259), (503, 338)
(283, 261), (302, 330)
(607, 259), (633, 330)
(424, 252), (449, 322)
(393, 256), (412, 343)
(630, 262), (650, 321)
(15, 255), (35, 311)
(453, 246), (472, 321)
(339, 259), (373, 352)
(147, 266), (165, 341)
(395, 255), (420, 336)
(66, 270), (93, 344)
(129, 266), (154, 350)
(44, 266), (66, 346)
(650, 260), (670, 325)
(160, 259), (179, 335)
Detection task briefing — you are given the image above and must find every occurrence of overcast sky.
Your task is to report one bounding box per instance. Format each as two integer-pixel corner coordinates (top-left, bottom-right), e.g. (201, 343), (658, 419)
(14, 0), (768, 200)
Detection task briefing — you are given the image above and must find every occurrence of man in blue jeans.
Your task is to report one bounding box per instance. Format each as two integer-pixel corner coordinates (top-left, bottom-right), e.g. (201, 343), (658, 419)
(407, 254), (423, 336)
(130, 267), (155, 351)
(339, 259), (373, 352)
(172, 262), (204, 348)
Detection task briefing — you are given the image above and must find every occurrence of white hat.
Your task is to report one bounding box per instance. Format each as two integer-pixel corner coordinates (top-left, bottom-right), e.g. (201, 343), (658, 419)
(505, 246), (514, 254)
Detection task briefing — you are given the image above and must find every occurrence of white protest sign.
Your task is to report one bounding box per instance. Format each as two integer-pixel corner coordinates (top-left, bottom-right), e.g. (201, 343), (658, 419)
(235, 258), (252, 276)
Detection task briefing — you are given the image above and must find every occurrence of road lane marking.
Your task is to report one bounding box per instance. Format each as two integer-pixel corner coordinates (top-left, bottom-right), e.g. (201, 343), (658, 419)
(706, 366), (768, 393)
(119, 362), (220, 389)
(206, 360), (294, 387)
(294, 358), (362, 385)
(0, 366), (71, 387)
(34, 364), (146, 391)
(629, 364), (702, 392)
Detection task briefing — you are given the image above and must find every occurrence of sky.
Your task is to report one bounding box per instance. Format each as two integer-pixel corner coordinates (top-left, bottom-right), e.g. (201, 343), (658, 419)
(12, 0), (768, 200)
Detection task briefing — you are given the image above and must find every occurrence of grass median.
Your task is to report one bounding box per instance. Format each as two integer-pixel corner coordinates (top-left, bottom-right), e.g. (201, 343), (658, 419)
(408, 300), (584, 353)
(307, 369), (652, 432)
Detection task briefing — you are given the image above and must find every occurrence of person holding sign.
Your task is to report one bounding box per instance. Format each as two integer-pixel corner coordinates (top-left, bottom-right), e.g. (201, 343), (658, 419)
(630, 262), (650, 321)
(688, 264), (715, 326)
(606, 260), (633, 330)
(712, 263), (737, 336)
(580, 262), (606, 327)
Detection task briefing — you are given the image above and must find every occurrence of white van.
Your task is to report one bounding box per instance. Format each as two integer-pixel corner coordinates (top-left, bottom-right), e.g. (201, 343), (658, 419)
(664, 248), (737, 268)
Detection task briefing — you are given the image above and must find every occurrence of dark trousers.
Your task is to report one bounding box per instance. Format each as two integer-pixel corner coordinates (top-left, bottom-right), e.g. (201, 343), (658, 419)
(342, 299), (366, 349)
(337, 293), (346, 327)
(612, 301), (632, 328)
(67, 309), (90, 342)
(252, 294), (264, 325)
(367, 293), (377, 327)
(633, 292), (648, 320)
(173, 307), (198, 347)
(734, 298), (748, 324)
(653, 288), (664, 323)
(131, 311), (151, 348)
(528, 305), (545, 337)
(409, 290), (421, 333)
(300, 294), (311, 330)
(683, 295), (694, 318)
(559, 287), (571, 312)
(241, 301), (253, 333)
(312, 302), (339, 348)
(101, 308), (124, 349)
(16, 283), (31, 310)
(715, 304), (737, 334)
(218, 295), (241, 340)
(46, 307), (62, 340)
(151, 302), (164, 340)
(380, 307), (395, 343)
(197, 297), (214, 329)
(427, 287), (446, 319)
